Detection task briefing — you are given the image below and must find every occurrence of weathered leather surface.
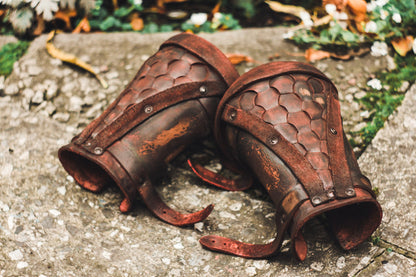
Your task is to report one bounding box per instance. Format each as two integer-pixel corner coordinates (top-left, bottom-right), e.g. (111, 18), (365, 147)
(58, 33), (239, 226)
(200, 61), (382, 259)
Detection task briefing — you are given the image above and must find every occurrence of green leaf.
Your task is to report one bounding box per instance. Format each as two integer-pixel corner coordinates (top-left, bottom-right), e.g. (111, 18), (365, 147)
(99, 16), (122, 31)
(142, 22), (159, 33)
(114, 7), (133, 18)
(160, 24), (173, 32)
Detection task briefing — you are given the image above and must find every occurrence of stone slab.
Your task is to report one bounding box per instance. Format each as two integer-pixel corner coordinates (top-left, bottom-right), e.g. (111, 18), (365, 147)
(359, 84), (416, 253)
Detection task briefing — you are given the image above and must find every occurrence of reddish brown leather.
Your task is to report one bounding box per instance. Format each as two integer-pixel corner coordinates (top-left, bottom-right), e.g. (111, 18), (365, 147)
(58, 33), (239, 226)
(200, 61), (382, 259)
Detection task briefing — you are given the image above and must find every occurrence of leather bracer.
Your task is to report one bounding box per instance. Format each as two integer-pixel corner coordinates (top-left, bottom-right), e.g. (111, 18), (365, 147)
(198, 61), (382, 259)
(58, 33), (239, 226)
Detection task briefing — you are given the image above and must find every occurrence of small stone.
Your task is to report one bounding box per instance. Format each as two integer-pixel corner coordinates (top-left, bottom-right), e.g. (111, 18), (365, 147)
(16, 261), (28, 269)
(32, 90), (44, 104)
(85, 103), (103, 119)
(173, 242), (184, 249)
(102, 250), (112, 260)
(45, 83), (58, 100)
(57, 186), (66, 196)
(194, 222), (204, 232)
(69, 96), (83, 112)
(49, 209), (61, 217)
(9, 249), (23, 261)
(345, 94), (354, 103)
(53, 112), (70, 123)
(44, 102), (57, 116)
(5, 84), (19, 96)
(83, 95), (95, 106)
(0, 76), (4, 91)
(386, 55), (396, 71)
(336, 64), (344, 71)
(229, 202), (242, 212)
(347, 78), (357, 86)
(310, 262), (324, 272)
(253, 260), (269, 270)
(162, 258), (171, 265)
(399, 81), (410, 93)
(245, 266), (257, 276)
(336, 256), (346, 269)
(106, 71), (119, 79)
(354, 91), (367, 100)
(219, 211), (237, 220)
(352, 122), (367, 132)
(204, 162), (222, 173)
(28, 65), (42, 76)
(1, 163), (13, 177)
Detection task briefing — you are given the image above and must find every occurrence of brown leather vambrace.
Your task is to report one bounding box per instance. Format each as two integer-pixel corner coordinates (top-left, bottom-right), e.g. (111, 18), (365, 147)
(197, 61), (382, 259)
(58, 33), (239, 226)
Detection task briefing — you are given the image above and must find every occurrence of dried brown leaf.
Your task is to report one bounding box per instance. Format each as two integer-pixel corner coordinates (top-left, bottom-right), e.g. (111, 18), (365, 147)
(346, 0), (367, 22)
(54, 9), (77, 30)
(226, 53), (255, 65)
(72, 17), (91, 33)
(33, 15), (45, 36)
(131, 16), (144, 31)
(305, 48), (331, 62)
(46, 31), (108, 88)
(265, 0), (308, 19)
(391, 36), (414, 56)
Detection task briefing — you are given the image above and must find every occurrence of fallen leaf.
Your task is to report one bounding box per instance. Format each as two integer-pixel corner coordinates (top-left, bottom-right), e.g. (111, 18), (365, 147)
(305, 48), (331, 62)
(391, 36), (414, 56)
(265, 0), (308, 19)
(226, 53), (255, 65)
(157, 0), (188, 9)
(211, 0), (222, 16)
(72, 17), (91, 33)
(313, 14), (333, 27)
(46, 31), (108, 88)
(346, 0), (366, 22)
(54, 9), (77, 30)
(33, 15), (45, 36)
(131, 16), (144, 31)
(113, 0), (118, 10)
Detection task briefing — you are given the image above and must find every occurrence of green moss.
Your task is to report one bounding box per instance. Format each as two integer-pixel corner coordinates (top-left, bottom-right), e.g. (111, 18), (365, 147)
(352, 54), (416, 153)
(0, 41), (30, 77)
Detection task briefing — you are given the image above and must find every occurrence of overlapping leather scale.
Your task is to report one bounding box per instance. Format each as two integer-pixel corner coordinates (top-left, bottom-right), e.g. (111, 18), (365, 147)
(233, 74), (334, 190)
(93, 45), (219, 136)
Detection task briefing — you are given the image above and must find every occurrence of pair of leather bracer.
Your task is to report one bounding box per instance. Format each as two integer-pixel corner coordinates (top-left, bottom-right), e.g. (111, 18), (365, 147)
(58, 33), (239, 226)
(192, 62), (382, 260)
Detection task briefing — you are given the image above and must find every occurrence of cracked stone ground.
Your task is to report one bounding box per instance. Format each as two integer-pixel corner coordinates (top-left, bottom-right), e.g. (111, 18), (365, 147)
(0, 28), (415, 276)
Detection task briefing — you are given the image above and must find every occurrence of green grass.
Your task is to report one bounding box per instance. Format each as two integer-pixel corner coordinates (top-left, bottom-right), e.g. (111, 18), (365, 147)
(0, 41), (30, 77)
(351, 54), (416, 153)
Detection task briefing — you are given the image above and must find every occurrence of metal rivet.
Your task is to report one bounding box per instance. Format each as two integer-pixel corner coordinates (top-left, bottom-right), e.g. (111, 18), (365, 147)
(229, 111), (236, 120)
(94, 147), (103, 155)
(85, 142), (92, 147)
(144, 105), (153, 114)
(345, 188), (355, 196)
(327, 191), (335, 198)
(330, 128), (337, 135)
(269, 137), (279, 145)
(199, 85), (208, 95)
(312, 196), (321, 205)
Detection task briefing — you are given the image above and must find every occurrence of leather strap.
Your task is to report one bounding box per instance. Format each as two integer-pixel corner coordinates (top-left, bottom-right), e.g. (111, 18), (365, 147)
(187, 159), (253, 191)
(138, 180), (214, 226)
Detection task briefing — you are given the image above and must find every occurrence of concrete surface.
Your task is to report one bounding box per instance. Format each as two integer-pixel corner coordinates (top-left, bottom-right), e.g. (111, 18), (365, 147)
(0, 28), (415, 276)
